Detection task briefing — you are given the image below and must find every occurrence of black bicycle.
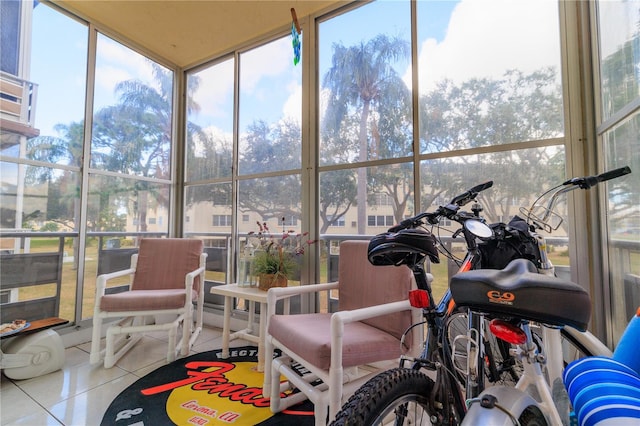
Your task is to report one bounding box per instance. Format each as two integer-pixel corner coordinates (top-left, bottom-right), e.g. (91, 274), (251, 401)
(330, 166), (631, 426)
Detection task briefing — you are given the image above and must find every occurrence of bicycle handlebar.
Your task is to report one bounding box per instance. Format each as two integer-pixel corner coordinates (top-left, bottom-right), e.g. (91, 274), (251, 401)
(530, 166), (631, 231)
(562, 166), (631, 189)
(388, 166), (631, 234)
(388, 181), (493, 232)
(451, 181), (493, 206)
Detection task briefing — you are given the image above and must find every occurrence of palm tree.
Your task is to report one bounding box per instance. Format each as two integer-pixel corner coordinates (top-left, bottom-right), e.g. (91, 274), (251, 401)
(91, 64), (202, 231)
(322, 34), (410, 234)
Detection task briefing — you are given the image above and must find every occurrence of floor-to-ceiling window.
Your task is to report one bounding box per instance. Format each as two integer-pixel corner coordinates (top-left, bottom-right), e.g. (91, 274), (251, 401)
(184, 35), (304, 305)
(5, 0), (636, 342)
(594, 0), (640, 345)
(81, 34), (174, 320)
(184, 57), (235, 301)
(1, 2), (86, 323)
(418, 0), (566, 295)
(1, 1), (177, 325)
(316, 1), (413, 310)
(236, 36), (304, 271)
(316, 0), (567, 300)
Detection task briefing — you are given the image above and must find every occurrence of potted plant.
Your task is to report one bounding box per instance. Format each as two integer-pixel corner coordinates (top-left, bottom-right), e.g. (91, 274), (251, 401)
(248, 220), (315, 290)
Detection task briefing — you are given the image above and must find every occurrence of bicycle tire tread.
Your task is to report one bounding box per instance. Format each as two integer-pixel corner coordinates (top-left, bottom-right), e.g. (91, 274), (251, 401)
(330, 368), (434, 426)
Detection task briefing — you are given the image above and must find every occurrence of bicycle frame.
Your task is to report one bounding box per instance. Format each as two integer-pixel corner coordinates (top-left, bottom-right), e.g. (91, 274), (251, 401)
(402, 231), (490, 422)
(406, 226), (596, 425)
(394, 177), (625, 424)
(331, 167), (630, 426)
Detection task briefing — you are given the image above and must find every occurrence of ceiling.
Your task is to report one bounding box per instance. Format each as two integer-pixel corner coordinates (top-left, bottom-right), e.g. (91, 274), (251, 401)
(53, 0), (346, 68)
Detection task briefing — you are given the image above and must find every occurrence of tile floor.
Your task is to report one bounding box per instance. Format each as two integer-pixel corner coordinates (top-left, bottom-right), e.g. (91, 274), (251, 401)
(0, 326), (249, 426)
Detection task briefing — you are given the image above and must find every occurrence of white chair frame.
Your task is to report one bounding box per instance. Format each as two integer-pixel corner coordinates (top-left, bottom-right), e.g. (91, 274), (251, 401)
(90, 252), (207, 368)
(263, 282), (422, 425)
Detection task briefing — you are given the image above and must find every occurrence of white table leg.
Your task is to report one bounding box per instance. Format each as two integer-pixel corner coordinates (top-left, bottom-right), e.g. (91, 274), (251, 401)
(221, 295), (231, 358)
(257, 301), (266, 372)
(248, 300), (255, 334)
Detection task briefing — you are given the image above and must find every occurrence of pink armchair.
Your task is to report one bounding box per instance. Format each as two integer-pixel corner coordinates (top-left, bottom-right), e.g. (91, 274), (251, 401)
(90, 238), (207, 368)
(263, 240), (424, 425)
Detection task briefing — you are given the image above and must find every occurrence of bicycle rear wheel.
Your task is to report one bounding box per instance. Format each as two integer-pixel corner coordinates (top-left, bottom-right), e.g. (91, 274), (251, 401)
(447, 313), (610, 387)
(330, 368), (437, 426)
(446, 311), (523, 387)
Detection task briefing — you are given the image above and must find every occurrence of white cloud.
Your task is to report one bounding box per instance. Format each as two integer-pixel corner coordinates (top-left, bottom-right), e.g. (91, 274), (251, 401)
(282, 81), (302, 123)
(407, 0), (561, 92)
(94, 66), (131, 97)
(240, 38), (291, 92)
(191, 38), (294, 125)
(94, 37), (157, 103)
(191, 59), (234, 121)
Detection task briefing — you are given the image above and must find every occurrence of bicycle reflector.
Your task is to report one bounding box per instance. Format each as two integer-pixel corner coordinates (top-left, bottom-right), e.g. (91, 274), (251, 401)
(489, 319), (526, 345)
(409, 289), (429, 308)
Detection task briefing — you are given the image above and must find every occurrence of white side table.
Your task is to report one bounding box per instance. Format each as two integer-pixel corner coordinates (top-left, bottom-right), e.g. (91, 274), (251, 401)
(210, 284), (288, 372)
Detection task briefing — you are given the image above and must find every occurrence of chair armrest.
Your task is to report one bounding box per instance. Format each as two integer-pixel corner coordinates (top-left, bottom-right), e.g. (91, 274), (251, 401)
(331, 300), (414, 328)
(185, 266), (206, 283)
(95, 268), (135, 296)
(266, 282), (339, 317)
(184, 266), (207, 297)
(330, 300), (417, 368)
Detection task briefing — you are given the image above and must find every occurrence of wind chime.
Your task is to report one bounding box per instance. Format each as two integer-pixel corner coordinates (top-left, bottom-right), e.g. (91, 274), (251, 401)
(290, 8), (301, 65)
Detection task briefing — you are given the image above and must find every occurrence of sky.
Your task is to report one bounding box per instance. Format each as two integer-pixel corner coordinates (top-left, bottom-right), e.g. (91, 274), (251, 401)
(29, 0), (563, 140)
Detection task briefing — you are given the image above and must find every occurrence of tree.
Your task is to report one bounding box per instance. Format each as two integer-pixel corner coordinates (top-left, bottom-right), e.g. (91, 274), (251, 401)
(599, 30), (640, 215)
(183, 128), (233, 214)
(319, 168), (357, 234)
(90, 64), (201, 231)
(322, 34), (410, 233)
(419, 68), (565, 223)
(237, 119), (302, 223)
(23, 121), (84, 266)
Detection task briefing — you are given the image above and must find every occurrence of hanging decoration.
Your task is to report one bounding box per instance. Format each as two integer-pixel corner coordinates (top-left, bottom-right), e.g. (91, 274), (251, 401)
(290, 8), (301, 66)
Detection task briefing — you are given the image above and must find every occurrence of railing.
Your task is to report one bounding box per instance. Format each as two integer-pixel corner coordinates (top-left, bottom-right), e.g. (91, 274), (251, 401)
(0, 232), (68, 323)
(1, 231), (637, 328)
(609, 238), (640, 325)
(0, 231), (166, 323)
(91, 232), (165, 275)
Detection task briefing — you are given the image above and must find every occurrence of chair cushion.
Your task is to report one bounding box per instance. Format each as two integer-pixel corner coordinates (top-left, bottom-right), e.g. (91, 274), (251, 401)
(337, 240), (414, 341)
(100, 289), (187, 312)
(269, 313), (403, 370)
(132, 238), (203, 291)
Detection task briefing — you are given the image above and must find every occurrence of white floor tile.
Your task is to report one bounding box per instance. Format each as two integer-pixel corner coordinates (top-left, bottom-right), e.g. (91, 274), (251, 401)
(48, 373), (140, 426)
(4, 412), (64, 426)
(107, 335), (170, 372)
(0, 326), (232, 426)
(1, 378), (50, 425)
(12, 361), (129, 409)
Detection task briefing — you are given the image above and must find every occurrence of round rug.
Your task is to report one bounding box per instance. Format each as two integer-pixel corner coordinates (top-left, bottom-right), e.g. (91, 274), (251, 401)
(101, 346), (314, 425)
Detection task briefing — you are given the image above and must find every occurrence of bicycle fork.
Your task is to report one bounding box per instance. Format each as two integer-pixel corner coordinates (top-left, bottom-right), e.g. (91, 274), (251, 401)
(461, 321), (567, 426)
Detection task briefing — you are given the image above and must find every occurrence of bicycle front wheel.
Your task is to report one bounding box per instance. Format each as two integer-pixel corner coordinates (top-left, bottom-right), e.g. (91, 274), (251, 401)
(330, 368), (436, 426)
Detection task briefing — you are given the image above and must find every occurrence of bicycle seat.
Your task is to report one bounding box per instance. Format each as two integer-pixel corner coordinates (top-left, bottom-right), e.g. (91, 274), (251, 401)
(450, 258), (591, 331)
(368, 229), (440, 267)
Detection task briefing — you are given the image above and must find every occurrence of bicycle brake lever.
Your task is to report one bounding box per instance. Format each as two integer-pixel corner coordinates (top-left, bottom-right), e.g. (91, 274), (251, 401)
(563, 166), (631, 189)
(562, 176), (598, 189)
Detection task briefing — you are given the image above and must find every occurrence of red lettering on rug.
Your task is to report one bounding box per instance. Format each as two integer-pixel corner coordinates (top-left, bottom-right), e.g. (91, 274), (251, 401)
(141, 361), (270, 408)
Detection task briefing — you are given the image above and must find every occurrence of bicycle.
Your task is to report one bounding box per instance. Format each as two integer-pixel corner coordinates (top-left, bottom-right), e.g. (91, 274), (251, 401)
(330, 166), (631, 426)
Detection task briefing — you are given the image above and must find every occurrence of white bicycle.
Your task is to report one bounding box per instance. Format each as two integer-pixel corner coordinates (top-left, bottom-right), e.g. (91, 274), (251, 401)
(330, 166), (630, 426)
